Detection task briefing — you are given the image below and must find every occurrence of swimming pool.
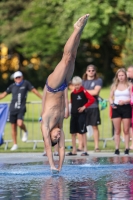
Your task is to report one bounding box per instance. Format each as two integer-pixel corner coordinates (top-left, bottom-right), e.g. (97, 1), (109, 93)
(0, 156), (133, 200)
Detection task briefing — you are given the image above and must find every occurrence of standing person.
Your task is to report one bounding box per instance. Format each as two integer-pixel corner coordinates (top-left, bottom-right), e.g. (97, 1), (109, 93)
(68, 81), (83, 151)
(127, 66), (133, 150)
(66, 76), (95, 156)
(0, 71), (42, 150)
(41, 14), (90, 174)
(82, 64), (103, 152)
(109, 68), (132, 155)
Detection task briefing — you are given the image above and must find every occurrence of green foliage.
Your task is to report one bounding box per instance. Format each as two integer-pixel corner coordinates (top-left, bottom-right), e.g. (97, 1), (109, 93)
(0, 0), (133, 89)
(122, 21), (133, 67)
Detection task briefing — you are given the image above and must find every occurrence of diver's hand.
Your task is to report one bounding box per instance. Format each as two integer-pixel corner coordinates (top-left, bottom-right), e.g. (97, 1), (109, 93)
(51, 167), (59, 175)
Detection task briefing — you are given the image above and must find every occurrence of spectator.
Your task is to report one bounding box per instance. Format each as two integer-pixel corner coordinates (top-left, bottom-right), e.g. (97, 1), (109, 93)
(0, 71), (42, 150)
(127, 66), (133, 84)
(68, 81), (83, 151)
(66, 76), (95, 156)
(68, 81), (74, 92)
(109, 68), (132, 155)
(127, 66), (133, 150)
(82, 64), (103, 152)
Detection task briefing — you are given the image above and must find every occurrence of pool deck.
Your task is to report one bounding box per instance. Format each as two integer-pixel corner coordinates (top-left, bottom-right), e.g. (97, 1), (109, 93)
(1, 151), (133, 164)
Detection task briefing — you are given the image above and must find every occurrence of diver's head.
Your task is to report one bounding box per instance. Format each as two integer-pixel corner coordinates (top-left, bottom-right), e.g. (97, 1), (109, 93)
(50, 127), (61, 146)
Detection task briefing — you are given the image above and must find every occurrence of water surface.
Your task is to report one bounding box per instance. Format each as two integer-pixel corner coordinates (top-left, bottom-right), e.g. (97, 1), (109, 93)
(0, 156), (133, 200)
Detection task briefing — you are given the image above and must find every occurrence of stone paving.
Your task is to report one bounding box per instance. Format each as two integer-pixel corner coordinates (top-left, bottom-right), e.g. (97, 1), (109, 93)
(1, 151), (133, 164)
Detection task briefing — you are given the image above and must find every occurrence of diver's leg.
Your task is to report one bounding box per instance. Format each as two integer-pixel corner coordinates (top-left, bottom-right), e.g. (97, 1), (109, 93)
(48, 14), (89, 89)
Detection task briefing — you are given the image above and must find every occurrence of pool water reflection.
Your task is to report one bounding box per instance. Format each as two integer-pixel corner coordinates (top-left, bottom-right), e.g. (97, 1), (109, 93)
(0, 156), (133, 200)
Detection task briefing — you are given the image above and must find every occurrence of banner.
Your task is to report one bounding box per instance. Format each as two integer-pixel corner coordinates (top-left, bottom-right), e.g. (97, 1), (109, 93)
(0, 104), (9, 145)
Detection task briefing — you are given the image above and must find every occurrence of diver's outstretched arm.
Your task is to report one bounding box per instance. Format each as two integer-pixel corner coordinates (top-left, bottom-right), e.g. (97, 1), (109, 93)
(41, 125), (58, 172)
(58, 130), (65, 171)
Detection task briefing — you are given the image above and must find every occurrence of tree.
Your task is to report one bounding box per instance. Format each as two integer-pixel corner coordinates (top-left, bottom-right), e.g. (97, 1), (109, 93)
(122, 21), (133, 67)
(0, 0), (133, 89)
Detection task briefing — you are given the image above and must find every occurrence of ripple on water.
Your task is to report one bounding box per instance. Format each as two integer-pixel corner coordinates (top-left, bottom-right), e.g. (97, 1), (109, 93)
(0, 157), (133, 200)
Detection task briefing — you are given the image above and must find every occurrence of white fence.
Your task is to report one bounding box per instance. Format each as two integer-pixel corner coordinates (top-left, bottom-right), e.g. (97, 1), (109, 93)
(1, 101), (117, 150)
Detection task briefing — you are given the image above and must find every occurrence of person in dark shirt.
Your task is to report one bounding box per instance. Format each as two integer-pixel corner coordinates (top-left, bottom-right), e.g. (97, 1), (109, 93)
(66, 76), (95, 156)
(82, 64), (103, 152)
(0, 71), (42, 150)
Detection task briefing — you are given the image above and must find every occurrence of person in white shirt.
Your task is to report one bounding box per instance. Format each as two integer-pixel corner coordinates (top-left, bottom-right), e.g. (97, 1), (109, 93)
(109, 68), (132, 155)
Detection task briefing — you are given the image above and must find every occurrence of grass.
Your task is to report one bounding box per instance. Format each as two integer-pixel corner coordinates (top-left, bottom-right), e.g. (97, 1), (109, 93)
(0, 87), (128, 153)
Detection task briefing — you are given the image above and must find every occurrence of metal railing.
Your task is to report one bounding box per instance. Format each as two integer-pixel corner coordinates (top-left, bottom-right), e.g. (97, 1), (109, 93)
(0, 101), (116, 150)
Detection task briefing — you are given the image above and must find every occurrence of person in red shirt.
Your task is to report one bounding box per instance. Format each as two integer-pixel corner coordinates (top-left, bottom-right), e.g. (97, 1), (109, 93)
(66, 76), (95, 156)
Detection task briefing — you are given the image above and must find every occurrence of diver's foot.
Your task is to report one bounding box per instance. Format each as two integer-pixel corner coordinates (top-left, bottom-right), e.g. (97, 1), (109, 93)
(74, 14), (89, 31)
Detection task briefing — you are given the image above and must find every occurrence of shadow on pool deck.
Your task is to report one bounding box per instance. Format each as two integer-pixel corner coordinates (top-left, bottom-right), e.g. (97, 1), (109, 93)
(1, 151), (133, 164)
